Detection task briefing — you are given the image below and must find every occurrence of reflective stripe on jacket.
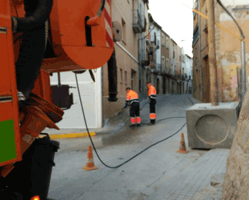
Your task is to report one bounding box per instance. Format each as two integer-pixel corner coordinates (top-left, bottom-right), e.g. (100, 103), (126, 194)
(148, 85), (156, 99)
(126, 90), (139, 105)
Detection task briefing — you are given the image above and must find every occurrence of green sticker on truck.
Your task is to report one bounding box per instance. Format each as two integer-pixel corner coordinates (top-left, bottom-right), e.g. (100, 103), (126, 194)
(0, 119), (17, 163)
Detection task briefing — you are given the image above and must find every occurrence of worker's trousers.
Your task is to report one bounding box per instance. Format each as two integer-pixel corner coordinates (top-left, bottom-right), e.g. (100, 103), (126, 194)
(150, 99), (156, 124)
(130, 102), (141, 125)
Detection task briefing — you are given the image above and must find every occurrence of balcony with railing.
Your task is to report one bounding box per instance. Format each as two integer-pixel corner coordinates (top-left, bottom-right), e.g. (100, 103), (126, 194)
(156, 39), (159, 48)
(140, 49), (150, 67)
(161, 62), (170, 75)
(167, 67), (171, 75)
(152, 39), (159, 49)
(148, 45), (157, 68)
(132, 9), (144, 33)
(193, 27), (199, 44)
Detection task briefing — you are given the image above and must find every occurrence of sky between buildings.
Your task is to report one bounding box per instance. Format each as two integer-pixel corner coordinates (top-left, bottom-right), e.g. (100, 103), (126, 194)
(149, 0), (194, 57)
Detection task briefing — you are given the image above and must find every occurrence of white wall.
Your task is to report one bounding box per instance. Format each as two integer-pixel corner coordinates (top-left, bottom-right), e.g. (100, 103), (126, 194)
(181, 48), (186, 74)
(50, 68), (102, 129)
(150, 25), (161, 67)
(170, 39), (177, 74)
(185, 56), (193, 78)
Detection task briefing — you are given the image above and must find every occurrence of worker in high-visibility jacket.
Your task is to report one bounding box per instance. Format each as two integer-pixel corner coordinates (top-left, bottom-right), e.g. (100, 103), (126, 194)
(147, 82), (156, 124)
(123, 87), (141, 127)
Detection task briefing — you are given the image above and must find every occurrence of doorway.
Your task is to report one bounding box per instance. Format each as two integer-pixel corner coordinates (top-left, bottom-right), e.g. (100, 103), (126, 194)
(163, 78), (166, 94)
(157, 78), (160, 94)
(202, 55), (210, 102)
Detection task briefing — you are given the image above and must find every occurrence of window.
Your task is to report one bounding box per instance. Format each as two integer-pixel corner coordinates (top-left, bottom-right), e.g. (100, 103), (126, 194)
(131, 70), (136, 90)
(122, 18), (126, 44)
(166, 37), (168, 48)
(120, 69), (123, 82)
(166, 59), (169, 68)
(173, 44), (175, 58)
(162, 35), (165, 47)
(125, 71), (127, 85)
(171, 64), (173, 74)
(162, 56), (165, 68)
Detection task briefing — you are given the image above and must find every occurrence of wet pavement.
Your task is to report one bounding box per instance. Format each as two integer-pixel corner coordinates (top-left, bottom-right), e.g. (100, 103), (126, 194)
(47, 94), (229, 200)
(102, 94), (193, 146)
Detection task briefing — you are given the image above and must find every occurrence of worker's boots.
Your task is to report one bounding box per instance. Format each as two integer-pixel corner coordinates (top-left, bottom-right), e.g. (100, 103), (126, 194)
(151, 119), (156, 125)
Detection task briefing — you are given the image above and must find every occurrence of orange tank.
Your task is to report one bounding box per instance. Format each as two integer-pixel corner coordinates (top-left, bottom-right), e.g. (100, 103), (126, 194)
(10, 0), (114, 73)
(42, 0), (114, 73)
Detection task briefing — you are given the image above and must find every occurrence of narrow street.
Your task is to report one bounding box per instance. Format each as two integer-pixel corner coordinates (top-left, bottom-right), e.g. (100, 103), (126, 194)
(47, 94), (229, 200)
(1, 0), (247, 199)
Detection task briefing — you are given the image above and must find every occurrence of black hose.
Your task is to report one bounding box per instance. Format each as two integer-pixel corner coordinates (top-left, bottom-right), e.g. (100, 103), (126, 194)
(14, 0), (53, 99)
(75, 73), (194, 169)
(13, 0), (53, 32)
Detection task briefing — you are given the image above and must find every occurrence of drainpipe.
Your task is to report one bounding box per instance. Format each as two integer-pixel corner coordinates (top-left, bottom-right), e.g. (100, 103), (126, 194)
(198, 0), (203, 101)
(241, 41), (246, 102)
(138, 35), (142, 97)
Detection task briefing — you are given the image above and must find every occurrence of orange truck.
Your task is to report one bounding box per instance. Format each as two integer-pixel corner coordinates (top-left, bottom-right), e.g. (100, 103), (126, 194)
(0, 0), (118, 199)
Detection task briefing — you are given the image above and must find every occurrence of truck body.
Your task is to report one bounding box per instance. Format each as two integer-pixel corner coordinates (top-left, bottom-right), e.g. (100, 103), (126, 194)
(0, 0), (117, 199)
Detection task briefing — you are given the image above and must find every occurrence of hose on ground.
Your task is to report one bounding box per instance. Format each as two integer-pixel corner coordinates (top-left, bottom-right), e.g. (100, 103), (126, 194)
(75, 73), (194, 169)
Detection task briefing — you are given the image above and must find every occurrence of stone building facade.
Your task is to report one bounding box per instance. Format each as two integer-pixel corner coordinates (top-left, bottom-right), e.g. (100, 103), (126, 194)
(192, 0), (249, 103)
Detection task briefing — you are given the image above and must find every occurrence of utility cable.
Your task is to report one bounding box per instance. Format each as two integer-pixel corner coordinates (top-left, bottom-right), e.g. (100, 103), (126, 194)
(75, 74), (193, 169)
(216, 0), (245, 39)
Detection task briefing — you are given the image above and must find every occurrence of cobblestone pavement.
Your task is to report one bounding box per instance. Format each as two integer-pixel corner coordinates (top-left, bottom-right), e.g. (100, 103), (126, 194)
(145, 149), (229, 200)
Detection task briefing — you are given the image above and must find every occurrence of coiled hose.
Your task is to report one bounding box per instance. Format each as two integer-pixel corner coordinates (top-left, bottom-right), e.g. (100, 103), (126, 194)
(13, 0), (53, 99)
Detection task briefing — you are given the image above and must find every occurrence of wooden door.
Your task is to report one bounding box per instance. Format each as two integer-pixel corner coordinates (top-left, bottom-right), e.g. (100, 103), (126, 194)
(202, 56), (210, 102)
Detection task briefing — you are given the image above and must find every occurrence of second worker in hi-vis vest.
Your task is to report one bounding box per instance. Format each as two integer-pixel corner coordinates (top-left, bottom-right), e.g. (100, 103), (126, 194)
(147, 82), (156, 124)
(123, 87), (141, 127)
